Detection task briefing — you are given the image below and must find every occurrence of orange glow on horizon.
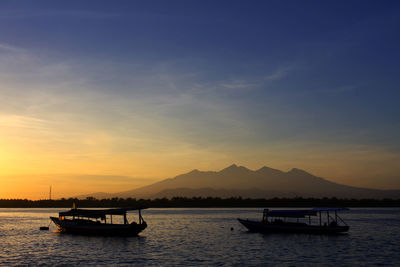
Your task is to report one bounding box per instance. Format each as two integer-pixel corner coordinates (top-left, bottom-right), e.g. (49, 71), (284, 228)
(1, 115), (400, 200)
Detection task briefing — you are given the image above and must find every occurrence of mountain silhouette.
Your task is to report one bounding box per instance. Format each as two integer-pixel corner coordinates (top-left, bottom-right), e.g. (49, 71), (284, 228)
(77, 164), (400, 199)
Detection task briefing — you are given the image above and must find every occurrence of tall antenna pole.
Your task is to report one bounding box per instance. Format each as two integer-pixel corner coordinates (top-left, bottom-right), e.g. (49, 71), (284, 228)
(49, 185), (52, 200)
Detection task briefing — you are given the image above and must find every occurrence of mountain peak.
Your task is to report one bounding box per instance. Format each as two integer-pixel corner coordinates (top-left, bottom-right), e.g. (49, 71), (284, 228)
(257, 166), (277, 172)
(288, 168), (311, 175)
(256, 166), (284, 175)
(220, 164), (250, 173)
(221, 164), (237, 171)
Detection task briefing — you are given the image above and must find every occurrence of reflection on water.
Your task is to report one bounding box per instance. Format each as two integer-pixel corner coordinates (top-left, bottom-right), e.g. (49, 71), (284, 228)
(0, 208), (399, 265)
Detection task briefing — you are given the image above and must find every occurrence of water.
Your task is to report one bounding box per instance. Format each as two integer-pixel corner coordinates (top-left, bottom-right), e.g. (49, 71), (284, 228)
(0, 208), (399, 266)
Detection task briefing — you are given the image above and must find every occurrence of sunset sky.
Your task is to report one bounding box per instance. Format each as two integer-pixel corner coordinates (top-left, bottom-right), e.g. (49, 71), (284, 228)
(1, 1), (400, 199)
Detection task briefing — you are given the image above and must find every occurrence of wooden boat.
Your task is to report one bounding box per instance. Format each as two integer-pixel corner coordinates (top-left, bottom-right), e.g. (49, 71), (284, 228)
(50, 207), (147, 236)
(238, 208), (349, 234)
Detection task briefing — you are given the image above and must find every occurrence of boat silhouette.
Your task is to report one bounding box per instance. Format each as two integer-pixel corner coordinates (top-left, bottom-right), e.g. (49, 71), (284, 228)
(50, 207), (147, 236)
(238, 208), (349, 234)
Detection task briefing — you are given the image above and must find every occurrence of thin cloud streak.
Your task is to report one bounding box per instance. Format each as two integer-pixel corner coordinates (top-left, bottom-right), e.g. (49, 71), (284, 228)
(263, 67), (292, 81)
(0, 9), (118, 20)
(0, 43), (25, 52)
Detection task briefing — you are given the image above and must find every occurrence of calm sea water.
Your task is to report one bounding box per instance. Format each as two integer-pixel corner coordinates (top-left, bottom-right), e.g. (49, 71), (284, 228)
(0, 208), (399, 266)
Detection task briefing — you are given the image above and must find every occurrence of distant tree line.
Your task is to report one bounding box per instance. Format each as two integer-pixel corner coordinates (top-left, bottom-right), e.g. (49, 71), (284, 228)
(0, 196), (400, 208)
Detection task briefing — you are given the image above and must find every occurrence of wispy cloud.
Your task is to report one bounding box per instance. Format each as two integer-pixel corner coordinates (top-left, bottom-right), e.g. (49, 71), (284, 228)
(0, 43), (25, 52)
(0, 114), (47, 130)
(263, 66), (292, 81)
(0, 9), (118, 20)
(216, 66), (293, 92)
(313, 85), (357, 94)
(220, 79), (260, 89)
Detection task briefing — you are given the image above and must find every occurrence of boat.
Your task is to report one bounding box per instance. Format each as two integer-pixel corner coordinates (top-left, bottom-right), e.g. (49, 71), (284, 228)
(50, 207), (147, 236)
(238, 208), (349, 234)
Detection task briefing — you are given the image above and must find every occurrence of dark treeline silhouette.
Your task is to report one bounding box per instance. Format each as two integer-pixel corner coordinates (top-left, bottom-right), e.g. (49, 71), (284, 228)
(0, 197), (400, 208)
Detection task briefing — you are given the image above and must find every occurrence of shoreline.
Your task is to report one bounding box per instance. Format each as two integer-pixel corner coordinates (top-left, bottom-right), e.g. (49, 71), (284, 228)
(1, 197), (400, 208)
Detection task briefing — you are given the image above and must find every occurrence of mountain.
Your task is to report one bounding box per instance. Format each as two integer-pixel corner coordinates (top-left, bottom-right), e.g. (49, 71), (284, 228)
(77, 164), (400, 199)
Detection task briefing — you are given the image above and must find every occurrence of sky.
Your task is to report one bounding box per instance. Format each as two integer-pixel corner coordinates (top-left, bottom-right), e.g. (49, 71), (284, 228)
(1, 0), (400, 199)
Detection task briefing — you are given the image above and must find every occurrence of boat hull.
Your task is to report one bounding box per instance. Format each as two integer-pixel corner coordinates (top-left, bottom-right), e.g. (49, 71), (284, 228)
(238, 219), (349, 234)
(50, 217), (147, 236)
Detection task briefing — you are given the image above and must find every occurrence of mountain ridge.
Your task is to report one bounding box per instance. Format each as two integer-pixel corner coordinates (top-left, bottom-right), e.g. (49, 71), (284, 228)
(75, 164), (400, 199)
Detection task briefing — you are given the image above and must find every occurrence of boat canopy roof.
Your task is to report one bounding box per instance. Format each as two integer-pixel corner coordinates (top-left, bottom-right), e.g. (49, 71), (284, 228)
(264, 208), (348, 218)
(265, 209), (317, 218)
(59, 207), (147, 218)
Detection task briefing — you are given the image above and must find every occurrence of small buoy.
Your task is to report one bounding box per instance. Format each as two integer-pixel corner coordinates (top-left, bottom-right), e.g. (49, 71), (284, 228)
(230, 227), (234, 231)
(40, 226), (49, 230)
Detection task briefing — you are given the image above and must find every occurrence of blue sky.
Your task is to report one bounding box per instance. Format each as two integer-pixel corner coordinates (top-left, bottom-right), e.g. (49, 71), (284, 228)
(1, 0), (400, 198)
